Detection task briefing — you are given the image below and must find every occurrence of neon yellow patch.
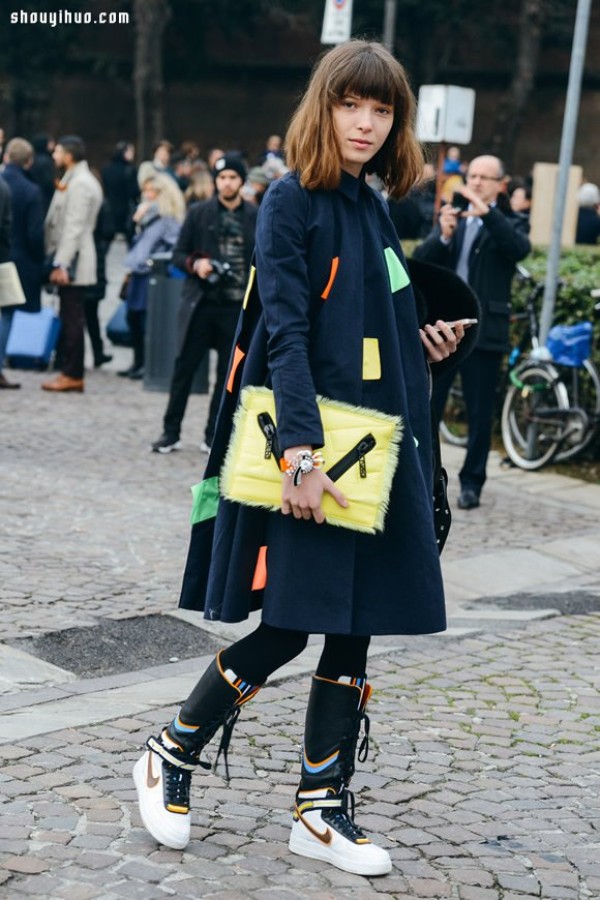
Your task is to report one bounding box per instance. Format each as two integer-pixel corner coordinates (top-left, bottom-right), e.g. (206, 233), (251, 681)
(190, 476), (220, 525)
(384, 247), (410, 292)
(362, 338), (381, 380)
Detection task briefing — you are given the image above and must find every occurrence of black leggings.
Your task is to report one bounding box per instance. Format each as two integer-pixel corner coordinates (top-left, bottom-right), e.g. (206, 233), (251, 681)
(219, 622), (371, 685)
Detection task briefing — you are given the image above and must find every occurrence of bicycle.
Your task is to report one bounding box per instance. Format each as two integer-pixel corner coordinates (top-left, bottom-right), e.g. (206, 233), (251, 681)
(500, 283), (600, 470)
(439, 264), (545, 448)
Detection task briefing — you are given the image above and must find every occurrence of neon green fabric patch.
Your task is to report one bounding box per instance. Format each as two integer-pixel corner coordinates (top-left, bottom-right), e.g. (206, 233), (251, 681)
(190, 476), (220, 525)
(384, 247), (410, 293)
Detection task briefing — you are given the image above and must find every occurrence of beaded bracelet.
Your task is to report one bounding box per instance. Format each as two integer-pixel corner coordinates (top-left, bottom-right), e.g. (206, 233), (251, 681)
(280, 450), (325, 486)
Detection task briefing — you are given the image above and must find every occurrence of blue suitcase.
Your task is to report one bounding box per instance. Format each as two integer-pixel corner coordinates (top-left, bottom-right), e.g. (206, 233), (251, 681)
(6, 308), (61, 370)
(106, 300), (133, 348)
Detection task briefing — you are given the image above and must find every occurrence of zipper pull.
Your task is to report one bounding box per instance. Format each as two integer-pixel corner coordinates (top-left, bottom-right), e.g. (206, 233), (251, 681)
(263, 425), (274, 459)
(358, 442), (368, 478)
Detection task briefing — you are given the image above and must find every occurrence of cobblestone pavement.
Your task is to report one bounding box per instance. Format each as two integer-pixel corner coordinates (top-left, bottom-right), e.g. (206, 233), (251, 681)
(2, 618), (600, 899)
(1, 240), (600, 897)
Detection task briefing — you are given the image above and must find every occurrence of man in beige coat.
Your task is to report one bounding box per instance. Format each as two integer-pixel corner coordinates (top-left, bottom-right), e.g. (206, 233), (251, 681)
(42, 135), (102, 392)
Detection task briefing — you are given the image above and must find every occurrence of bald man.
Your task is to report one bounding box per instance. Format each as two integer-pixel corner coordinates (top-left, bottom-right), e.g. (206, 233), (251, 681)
(414, 155), (531, 509)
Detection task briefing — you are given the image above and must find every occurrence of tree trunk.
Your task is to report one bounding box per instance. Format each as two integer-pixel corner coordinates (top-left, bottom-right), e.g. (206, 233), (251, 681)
(133, 0), (171, 162)
(488, 0), (544, 170)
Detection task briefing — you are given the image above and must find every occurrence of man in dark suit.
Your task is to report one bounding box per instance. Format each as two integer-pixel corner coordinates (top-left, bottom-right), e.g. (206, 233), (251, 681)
(414, 155), (531, 509)
(151, 154), (257, 454)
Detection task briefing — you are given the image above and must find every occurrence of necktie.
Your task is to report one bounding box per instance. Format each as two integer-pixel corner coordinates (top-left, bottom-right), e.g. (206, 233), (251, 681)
(456, 218), (481, 284)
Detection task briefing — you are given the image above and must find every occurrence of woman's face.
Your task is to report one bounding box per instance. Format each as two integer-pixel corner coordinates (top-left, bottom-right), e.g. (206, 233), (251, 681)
(332, 94), (394, 178)
(143, 184), (159, 202)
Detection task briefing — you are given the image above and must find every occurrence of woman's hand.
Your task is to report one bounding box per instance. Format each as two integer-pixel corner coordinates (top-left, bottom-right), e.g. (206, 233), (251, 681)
(281, 452), (348, 524)
(419, 319), (465, 363)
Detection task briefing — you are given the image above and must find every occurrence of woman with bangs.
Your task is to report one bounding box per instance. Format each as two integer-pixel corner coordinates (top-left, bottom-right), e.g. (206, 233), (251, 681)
(134, 40), (473, 877)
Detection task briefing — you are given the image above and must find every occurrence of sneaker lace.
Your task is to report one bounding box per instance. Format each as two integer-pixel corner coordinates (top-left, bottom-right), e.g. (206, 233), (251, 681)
(322, 788), (368, 842)
(163, 762), (192, 809)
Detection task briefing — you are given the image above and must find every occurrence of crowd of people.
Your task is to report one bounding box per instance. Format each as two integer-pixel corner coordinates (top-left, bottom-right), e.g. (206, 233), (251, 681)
(0, 132), (288, 407)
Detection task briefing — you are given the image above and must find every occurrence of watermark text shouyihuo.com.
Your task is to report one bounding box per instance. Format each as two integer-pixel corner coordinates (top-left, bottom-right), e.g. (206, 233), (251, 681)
(10, 9), (130, 26)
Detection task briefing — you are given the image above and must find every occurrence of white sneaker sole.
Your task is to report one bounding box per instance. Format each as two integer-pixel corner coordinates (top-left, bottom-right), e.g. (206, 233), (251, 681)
(132, 754), (190, 850)
(154, 441), (182, 454)
(289, 823), (392, 876)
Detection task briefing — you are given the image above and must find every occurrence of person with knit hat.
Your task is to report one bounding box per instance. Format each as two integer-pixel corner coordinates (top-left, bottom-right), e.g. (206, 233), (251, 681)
(151, 154), (257, 454)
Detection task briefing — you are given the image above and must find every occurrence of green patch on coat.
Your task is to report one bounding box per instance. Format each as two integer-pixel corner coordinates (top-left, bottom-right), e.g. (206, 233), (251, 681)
(384, 247), (410, 293)
(190, 476), (220, 524)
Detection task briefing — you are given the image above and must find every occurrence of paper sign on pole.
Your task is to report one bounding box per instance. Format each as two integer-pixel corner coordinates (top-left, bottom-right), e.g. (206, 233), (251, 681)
(321, 0), (353, 45)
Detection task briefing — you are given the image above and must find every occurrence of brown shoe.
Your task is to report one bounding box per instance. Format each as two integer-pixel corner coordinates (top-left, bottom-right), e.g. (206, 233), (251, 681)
(41, 374), (85, 393)
(0, 373), (21, 389)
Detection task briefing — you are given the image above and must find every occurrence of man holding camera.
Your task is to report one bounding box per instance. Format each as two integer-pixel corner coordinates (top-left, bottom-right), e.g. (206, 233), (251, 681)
(152, 154), (257, 454)
(414, 155), (530, 509)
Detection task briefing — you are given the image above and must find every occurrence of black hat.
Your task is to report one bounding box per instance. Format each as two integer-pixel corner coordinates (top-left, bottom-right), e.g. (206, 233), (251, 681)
(406, 257), (480, 377)
(212, 154), (247, 182)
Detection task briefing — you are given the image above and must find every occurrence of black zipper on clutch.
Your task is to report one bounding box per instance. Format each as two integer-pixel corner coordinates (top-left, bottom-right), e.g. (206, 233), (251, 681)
(326, 433), (376, 482)
(257, 412), (282, 468)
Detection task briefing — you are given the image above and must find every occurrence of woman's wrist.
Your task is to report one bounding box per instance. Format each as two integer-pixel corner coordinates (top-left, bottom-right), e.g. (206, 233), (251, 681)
(280, 448), (324, 486)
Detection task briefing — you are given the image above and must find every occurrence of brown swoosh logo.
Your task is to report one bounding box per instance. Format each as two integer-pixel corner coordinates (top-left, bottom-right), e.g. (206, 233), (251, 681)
(146, 753), (160, 789)
(300, 813), (332, 845)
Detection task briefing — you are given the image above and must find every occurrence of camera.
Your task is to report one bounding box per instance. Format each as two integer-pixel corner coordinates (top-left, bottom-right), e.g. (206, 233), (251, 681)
(207, 259), (234, 285)
(451, 191), (469, 212)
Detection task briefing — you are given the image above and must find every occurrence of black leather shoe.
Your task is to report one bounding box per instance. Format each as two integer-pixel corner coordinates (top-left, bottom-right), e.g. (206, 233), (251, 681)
(458, 488), (480, 510)
(94, 354), (113, 368)
(128, 366), (145, 380)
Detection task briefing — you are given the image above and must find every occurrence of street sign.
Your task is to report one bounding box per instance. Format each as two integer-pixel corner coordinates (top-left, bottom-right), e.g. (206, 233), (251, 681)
(321, 0), (354, 45)
(416, 85), (475, 145)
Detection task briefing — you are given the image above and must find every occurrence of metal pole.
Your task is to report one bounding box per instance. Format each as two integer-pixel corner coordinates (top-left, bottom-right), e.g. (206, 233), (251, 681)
(382, 0), (398, 53)
(539, 0), (592, 345)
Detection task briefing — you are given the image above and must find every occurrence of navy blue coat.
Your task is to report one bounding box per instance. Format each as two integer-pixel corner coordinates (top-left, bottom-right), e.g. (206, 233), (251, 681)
(414, 207), (530, 352)
(178, 172), (475, 636)
(2, 164), (44, 312)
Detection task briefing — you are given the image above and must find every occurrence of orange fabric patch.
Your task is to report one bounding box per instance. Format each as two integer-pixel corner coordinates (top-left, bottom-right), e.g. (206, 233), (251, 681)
(251, 545), (267, 591)
(321, 257), (339, 300)
(226, 345), (246, 393)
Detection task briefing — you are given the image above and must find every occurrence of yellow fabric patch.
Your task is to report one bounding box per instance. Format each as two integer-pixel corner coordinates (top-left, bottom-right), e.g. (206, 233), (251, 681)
(362, 338), (381, 380)
(242, 265), (256, 310)
(384, 247), (410, 293)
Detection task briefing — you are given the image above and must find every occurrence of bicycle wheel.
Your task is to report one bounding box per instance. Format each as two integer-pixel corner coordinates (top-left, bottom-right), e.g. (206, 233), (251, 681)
(439, 374), (468, 447)
(501, 364), (570, 470)
(554, 359), (600, 461)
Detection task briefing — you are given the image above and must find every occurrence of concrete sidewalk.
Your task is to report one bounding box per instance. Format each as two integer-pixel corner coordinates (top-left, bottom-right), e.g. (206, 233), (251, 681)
(1, 240), (600, 897)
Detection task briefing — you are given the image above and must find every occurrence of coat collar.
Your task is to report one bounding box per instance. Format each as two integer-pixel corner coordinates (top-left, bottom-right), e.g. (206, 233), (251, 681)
(337, 169), (365, 203)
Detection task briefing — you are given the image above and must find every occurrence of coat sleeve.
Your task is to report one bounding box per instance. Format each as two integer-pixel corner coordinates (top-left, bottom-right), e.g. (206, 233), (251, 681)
(25, 188), (45, 264)
(479, 207), (531, 262)
(255, 178), (324, 452)
(172, 205), (200, 273)
(124, 218), (171, 274)
(412, 225), (453, 267)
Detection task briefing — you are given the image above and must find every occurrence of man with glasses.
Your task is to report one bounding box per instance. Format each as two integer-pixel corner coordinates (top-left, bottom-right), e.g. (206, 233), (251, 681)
(414, 155), (531, 509)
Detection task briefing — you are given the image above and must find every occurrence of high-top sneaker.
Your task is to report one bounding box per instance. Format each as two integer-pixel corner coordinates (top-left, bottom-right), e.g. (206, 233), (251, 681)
(289, 675), (392, 876)
(133, 652), (261, 849)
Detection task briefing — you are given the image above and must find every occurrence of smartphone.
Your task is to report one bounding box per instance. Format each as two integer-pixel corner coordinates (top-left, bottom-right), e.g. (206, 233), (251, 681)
(451, 191), (469, 212)
(447, 318), (478, 330)
(429, 318), (478, 334)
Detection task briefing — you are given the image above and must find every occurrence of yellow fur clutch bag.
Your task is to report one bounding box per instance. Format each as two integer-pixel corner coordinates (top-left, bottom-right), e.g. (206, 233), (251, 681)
(220, 386), (403, 534)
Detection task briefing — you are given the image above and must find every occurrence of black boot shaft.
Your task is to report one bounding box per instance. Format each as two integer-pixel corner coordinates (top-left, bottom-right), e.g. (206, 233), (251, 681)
(299, 676), (370, 795)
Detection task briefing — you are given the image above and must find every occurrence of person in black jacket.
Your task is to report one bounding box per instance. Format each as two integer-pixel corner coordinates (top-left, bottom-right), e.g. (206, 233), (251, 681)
(0, 168), (14, 388)
(414, 154), (531, 509)
(151, 154), (257, 453)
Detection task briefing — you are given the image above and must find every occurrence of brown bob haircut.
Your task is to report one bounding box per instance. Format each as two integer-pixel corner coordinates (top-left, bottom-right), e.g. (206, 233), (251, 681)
(285, 40), (424, 200)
